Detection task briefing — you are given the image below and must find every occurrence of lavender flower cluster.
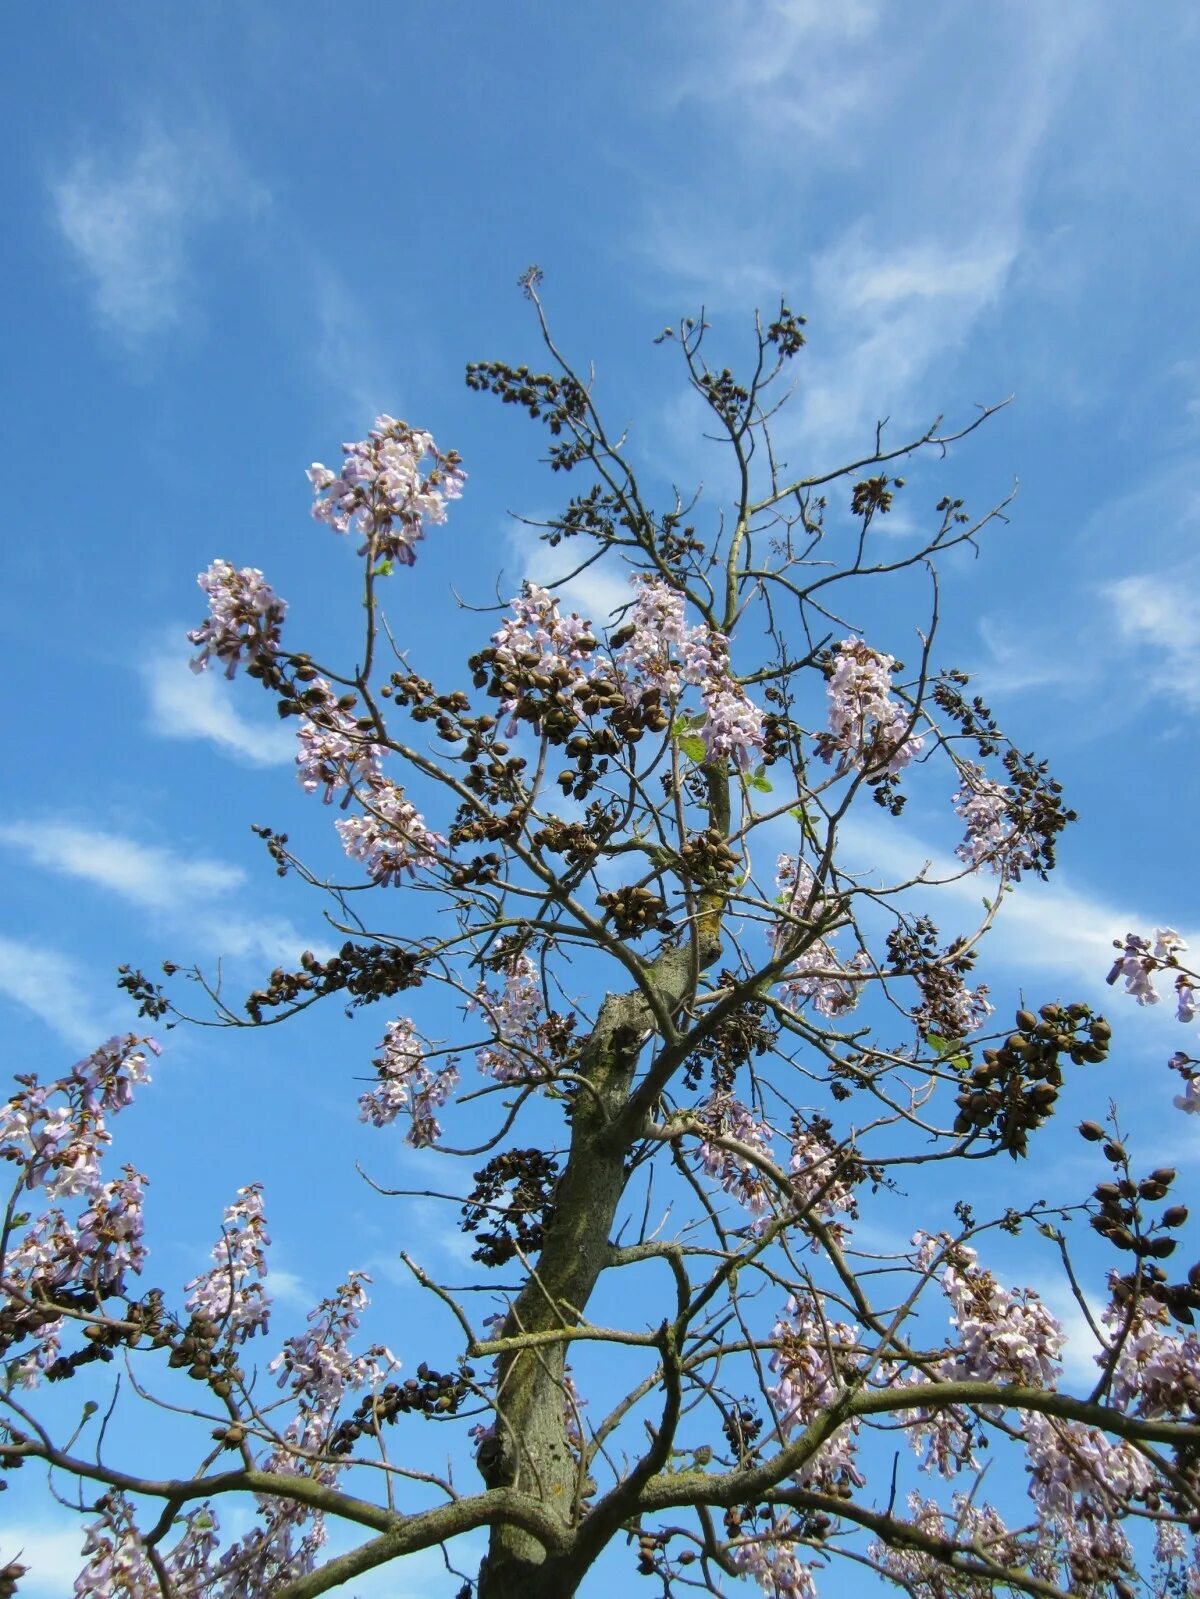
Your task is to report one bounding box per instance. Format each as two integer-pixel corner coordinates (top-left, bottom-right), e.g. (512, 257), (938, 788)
(357, 1016), (458, 1147)
(307, 415), (464, 564)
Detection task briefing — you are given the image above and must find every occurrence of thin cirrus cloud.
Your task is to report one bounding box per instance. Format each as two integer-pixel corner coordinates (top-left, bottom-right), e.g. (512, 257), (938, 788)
(0, 822), (321, 976)
(1, 1521), (90, 1599)
(971, 614), (1091, 699)
(833, 810), (1167, 1002)
(664, 0), (884, 133)
(1103, 570), (1200, 710)
(311, 261), (403, 426)
(0, 937), (116, 1050)
(50, 125), (266, 345)
(142, 640), (295, 767)
(0, 821), (244, 914)
(794, 231), (1017, 450)
(504, 519), (632, 627)
(640, 6), (1094, 461)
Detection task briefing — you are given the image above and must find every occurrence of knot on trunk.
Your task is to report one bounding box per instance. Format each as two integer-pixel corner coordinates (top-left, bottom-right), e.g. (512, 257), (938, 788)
(475, 1429), (513, 1487)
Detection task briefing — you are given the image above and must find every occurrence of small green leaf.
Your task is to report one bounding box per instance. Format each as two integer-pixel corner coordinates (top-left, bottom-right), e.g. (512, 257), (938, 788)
(928, 1033), (971, 1071)
(677, 734), (706, 762)
(373, 559), (394, 578)
(746, 771), (773, 793)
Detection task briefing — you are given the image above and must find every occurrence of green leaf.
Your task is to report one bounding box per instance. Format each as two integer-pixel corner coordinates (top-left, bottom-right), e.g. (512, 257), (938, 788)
(677, 734), (706, 762)
(373, 558), (394, 578)
(927, 1033), (971, 1072)
(746, 770), (773, 793)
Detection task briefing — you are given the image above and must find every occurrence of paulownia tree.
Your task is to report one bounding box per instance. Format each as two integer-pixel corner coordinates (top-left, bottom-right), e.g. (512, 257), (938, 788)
(4, 275), (1200, 1599)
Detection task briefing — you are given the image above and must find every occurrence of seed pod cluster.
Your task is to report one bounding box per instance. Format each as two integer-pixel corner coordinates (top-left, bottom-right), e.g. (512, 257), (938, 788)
(166, 1315), (242, 1398)
(1085, 1140), (1200, 1324)
(465, 361), (588, 435)
(722, 1402), (763, 1461)
(245, 942), (424, 1022)
(699, 366), (751, 428)
(0, 1558), (28, 1596)
(598, 884), (672, 939)
(461, 1148), (560, 1267)
(448, 800), (523, 848)
(678, 827), (740, 887)
(682, 984), (776, 1093)
(758, 708), (792, 767)
(328, 1362), (475, 1456)
(23, 1289), (174, 1387)
(448, 852), (502, 889)
(953, 1003), (1110, 1157)
(533, 815), (605, 866)
(461, 740), (529, 807)
(636, 1529), (663, 1576)
(997, 747), (1077, 880)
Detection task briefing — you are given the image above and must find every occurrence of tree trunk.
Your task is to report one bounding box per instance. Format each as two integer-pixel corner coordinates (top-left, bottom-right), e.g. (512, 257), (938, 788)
(476, 935), (719, 1599)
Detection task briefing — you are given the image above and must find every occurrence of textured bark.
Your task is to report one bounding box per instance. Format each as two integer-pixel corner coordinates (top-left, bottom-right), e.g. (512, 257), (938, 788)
(476, 929), (722, 1599)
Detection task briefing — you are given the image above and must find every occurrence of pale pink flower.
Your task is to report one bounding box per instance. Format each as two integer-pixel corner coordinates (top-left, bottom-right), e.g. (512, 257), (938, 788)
(188, 560), (287, 679)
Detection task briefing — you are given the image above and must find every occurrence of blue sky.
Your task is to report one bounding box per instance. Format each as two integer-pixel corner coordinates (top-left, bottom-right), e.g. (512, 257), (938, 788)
(3, 2), (1200, 1591)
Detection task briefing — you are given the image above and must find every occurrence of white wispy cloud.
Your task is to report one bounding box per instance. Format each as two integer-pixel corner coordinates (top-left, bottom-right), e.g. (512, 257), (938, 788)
(632, 208), (786, 310)
(835, 810), (1169, 1000)
(1103, 568), (1200, 709)
(504, 519), (633, 625)
(640, 5), (1095, 462)
(0, 822), (244, 913)
(0, 938), (113, 1049)
(51, 125), (265, 344)
(268, 1268), (314, 1310)
(142, 640), (295, 766)
(796, 230), (1017, 448)
(0, 822), (324, 976)
(3, 1521), (87, 1598)
(972, 614), (1092, 698)
(1027, 1275), (1107, 1389)
(666, 0), (884, 137)
(190, 908), (325, 970)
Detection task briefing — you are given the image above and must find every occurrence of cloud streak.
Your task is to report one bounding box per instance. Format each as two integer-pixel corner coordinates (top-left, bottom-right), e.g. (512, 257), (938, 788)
(503, 520), (633, 626)
(0, 938), (113, 1049)
(0, 821), (323, 980)
(835, 810), (1169, 1001)
(639, 5), (1096, 462)
(51, 126), (265, 345)
(3, 1521), (88, 1598)
(795, 230), (1017, 449)
(143, 641), (295, 767)
(0, 822), (244, 914)
(1103, 569), (1200, 710)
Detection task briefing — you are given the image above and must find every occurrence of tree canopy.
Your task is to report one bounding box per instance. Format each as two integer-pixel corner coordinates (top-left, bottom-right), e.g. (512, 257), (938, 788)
(4, 283), (1200, 1599)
